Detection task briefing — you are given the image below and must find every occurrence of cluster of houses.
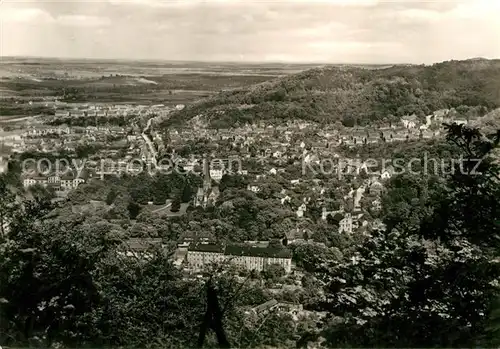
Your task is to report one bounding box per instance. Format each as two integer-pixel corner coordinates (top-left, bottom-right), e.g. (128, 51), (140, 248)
(22, 171), (90, 193)
(53, 102), (177, 119)
(1, 105), (470, 163)
(401, 109), (469, 130)
(5, 105), (478, 226)
(120, 237), (320, 325)
(0, 124), (130, 154)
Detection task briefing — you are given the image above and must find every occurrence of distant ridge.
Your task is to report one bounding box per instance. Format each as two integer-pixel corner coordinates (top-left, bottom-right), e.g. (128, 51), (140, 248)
(1, 55), (412, 67)
(161, 58), (500, 129)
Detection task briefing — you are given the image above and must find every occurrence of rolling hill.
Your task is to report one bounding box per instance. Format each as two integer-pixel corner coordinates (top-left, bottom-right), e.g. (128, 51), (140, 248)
(161, 59), (500, 129)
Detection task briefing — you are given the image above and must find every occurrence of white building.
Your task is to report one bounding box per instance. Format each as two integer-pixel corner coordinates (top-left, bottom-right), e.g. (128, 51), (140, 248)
(225, 244), (292, 273)
(186, 242), (293, 273)
(296, 203), (306, 218)
(380, 166), (395, 180)
(248, 184), (261, 193)
(339, 213), (353, 234)
(209, 169), (224, 181)
(186, 243), (226, 270)
(0, 157), (8, 174)
(23, 178), (38, 188)
(401, 114), (418, 129)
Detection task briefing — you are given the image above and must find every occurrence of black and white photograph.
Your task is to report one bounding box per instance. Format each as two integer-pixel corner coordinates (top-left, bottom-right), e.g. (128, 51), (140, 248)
(0, 0), (499, 347)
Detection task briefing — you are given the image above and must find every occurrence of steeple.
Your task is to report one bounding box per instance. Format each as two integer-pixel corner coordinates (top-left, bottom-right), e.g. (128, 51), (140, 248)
(203, 156), (211, 191)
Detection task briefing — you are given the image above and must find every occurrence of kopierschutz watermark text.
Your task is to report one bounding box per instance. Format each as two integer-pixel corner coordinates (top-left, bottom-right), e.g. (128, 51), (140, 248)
(302, 153), (483, 178)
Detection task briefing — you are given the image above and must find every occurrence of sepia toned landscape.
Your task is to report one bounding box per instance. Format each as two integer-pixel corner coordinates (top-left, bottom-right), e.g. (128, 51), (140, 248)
(1, 0), (500, 348)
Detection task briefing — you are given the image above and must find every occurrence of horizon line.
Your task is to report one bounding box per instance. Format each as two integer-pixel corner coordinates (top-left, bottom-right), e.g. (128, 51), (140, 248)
(0, 54), (419, 66)
(1, 55), (497, 67)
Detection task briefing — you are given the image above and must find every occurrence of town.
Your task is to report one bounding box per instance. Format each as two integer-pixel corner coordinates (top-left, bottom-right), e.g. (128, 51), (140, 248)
(0, 98), (476, 270)
(1, 53), (499, 348)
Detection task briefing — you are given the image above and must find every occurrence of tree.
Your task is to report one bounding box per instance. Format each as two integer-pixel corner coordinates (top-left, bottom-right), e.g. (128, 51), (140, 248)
(219, 174), (248, 192)
(0, 200), (207, 348)
(0, 210), (125, 347)
(262, 264), (285, 281)
(381, 173), (443, 232)
(170, 198), (181, 213)
(314, 125), (500, 348)
(292, 242), (341, 273)
(268, 238), (284, 249)
(0, 174), (17, 241)
(327, 212), (343, 229)
(67, 184), (92, 205)
(197, 278), (230, 348)
(181, 184), (193, 203)
(105, 188), (118, 205)
(127, 201), (142, 219)
(342, 115), (356, 127)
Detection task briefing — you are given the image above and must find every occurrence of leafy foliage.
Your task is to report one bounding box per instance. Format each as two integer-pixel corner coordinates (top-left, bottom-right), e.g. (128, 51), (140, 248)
(162, 60), (500, 128)
(314, 124), (500, 347)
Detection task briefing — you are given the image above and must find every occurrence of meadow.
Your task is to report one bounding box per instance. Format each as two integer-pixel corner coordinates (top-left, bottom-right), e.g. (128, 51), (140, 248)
(0, 57), (326, 107)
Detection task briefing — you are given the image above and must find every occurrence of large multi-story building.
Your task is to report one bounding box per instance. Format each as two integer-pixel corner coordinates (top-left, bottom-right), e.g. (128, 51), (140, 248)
(225, 245), (293, 273)
(186, 242), (226, 270)
(186, 242), (293, 273)
(23, 171), (88, 190)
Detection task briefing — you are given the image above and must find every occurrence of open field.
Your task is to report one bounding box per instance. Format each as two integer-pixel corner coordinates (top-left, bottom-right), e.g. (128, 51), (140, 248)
(0, 56), (336, 78)
(0, 58), (311, 109)
(0, 57), (393, 107)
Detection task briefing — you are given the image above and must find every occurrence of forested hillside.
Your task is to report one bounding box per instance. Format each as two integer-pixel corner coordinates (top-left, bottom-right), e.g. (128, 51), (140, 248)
(162, 59), (500, 129)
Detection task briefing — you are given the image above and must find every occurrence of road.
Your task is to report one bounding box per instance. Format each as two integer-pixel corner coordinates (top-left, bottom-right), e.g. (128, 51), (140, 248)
(141, 109), (174, 168)
(151, 202), (172, 213)
(0, 114), (43, 124)
(142, 117), (158, 167)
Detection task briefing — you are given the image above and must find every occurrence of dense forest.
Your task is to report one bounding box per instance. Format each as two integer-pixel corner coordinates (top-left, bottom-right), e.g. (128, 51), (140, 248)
(162, 59), (500, 128)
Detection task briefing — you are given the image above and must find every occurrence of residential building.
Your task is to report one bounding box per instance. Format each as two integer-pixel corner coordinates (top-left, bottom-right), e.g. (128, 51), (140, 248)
(209, 168), (224, 181)
(251, 299), (279, 315)
(247, 184), (260, 193)
(339, 213), (353, 233)
(296, 203), (306, 218)
(186, 242), (226, 270)
(225, 244), (293, 273)
(47, 175), (60, 184)
(401, 114), (418, 129)
(185, 242), (293, 273)
(380, 165), (395, 180)
(23, 177), (38, 188)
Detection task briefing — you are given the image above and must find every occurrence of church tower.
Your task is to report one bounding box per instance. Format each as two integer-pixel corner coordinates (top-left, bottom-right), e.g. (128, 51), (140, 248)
(203, 156), (211, 191)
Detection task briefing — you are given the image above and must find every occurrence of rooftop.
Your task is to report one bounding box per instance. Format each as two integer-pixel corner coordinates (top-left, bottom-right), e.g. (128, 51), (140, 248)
(188, 242), (224, 253)
(124, 238), (163, 251)
(252, 299), (278, 313)
(225, 245), (292, 258)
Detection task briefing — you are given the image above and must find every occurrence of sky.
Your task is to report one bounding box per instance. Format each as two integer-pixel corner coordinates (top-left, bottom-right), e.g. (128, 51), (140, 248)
(0, 0), (499, 64)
